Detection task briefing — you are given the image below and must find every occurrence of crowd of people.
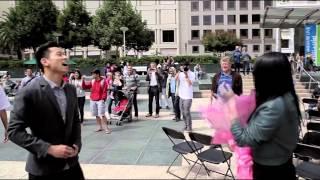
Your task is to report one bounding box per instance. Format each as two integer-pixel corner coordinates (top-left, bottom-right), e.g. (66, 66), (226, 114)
(0, 41), (305, 179)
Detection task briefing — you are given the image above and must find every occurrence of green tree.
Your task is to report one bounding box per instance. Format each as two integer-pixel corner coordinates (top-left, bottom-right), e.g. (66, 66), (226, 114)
(0, 8), (23, 59)
(89, 0), (152, 57)
(202, 32), (242, 52)
(57, 0), (92, 49)
(14, 0), (59, 51)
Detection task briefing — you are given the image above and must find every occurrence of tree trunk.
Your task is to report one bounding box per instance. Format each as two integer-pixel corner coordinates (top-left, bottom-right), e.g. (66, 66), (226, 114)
(17, 49), (22, 60)
(116, 46), (119, 59)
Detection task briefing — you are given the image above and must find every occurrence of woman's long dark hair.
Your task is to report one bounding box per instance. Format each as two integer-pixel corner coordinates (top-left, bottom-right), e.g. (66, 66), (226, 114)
(253, 52), (301, 118)
(74, 69), (82, 80)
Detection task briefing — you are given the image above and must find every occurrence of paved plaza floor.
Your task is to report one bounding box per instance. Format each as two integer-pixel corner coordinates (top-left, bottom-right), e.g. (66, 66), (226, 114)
(0, 95), (236, 179)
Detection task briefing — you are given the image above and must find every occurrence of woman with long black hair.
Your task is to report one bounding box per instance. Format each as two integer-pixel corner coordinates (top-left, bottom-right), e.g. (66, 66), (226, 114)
(70, 69), (86, 124)
(227, 52), (301, 179)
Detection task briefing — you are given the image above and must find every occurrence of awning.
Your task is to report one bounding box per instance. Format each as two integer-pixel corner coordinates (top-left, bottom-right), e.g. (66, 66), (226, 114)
(23, 58), (37, 65)
(261, 6), (320, 28)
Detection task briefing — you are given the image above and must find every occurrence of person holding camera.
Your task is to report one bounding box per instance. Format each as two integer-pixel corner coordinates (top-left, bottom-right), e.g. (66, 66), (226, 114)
(146, 62), (162, 118)
(176, 63), (195, 131)
(211, 56), (243, 101)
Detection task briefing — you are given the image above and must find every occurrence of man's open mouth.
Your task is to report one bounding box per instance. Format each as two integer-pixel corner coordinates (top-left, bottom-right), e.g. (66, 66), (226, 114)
(62, 63), (68, 66)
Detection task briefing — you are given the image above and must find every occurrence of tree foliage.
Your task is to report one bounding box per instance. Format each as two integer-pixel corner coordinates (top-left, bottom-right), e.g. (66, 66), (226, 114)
(15, 0), (59, 49)
(0, 0), (58, 59)
(202, 32), (242, 52)
(0, 9), (21, 56)
(57, 0), (92, 49)
(89, 0), (152, 52)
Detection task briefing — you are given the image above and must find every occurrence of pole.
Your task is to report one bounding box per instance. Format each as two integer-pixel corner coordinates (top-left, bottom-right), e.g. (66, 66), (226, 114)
(123, 31), (126, 57)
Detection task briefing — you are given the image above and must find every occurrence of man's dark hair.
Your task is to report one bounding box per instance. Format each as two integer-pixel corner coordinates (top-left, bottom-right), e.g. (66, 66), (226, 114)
(35, 41), (60, 71)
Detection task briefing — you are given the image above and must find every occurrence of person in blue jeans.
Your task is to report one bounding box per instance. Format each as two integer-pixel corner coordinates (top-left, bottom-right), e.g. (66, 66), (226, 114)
(241, 47), (251, 75)
(233, 46), (242, 73)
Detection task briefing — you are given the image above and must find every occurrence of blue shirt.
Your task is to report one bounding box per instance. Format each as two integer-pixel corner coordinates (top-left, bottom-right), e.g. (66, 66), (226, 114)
(233, 50), (242, 63)
(217, 72), (232, 96)
(170, 77), (176, 94)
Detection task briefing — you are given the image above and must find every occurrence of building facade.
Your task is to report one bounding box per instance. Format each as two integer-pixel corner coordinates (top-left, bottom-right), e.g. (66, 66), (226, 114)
(1, 0), (277, 56)
(132, 0), (276, 56)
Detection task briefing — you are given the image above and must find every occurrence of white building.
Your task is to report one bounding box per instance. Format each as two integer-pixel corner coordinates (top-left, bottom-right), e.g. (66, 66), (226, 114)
(1, 0), (279, 56)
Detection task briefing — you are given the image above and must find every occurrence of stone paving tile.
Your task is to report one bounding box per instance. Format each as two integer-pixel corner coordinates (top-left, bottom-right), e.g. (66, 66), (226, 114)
(136, 150), (180, 166)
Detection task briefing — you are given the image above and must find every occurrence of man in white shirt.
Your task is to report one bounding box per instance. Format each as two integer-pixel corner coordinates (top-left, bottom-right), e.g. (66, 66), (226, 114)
(177, 63), (195, 131)
(0, 86), (10, 142)
(145, 62), (162, 118)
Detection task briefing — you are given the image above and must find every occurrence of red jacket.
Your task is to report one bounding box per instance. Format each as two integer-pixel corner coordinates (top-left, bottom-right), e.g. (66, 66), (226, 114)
(82, 78), (109, 101)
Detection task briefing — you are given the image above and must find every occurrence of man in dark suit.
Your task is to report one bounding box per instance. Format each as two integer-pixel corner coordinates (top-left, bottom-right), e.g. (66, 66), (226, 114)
(8, 42), (84, 179)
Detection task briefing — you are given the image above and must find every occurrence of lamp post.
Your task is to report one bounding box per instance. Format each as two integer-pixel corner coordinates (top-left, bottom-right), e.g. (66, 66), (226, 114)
(53, 32), (62, 44)
(120, 26), (129, 57)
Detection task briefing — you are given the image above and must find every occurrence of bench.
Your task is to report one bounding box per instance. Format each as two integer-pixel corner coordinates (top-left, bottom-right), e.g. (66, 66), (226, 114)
(132, 66), (147, 75)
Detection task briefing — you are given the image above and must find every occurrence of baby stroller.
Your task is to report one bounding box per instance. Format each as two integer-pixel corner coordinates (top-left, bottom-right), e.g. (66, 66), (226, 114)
(109, 89), (135, 126)
(3, 80), (19, 97)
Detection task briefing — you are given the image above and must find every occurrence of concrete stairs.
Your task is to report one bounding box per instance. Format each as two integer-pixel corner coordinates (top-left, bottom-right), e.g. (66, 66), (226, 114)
(136, 74), (312, 100)
(196, 74), (312, 99)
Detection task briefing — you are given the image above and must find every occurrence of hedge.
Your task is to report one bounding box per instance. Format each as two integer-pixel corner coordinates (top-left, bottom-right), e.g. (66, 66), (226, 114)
(0, 55), (220, 69)
(119, 55), (219, 65)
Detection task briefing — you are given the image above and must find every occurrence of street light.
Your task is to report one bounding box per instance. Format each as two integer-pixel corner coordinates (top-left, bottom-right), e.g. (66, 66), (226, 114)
(53, 32), (62, 44)
(120, 26), (129, 57)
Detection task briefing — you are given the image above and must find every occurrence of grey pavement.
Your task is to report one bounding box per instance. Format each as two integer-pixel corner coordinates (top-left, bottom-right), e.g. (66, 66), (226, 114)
(0, 93), (235, 179)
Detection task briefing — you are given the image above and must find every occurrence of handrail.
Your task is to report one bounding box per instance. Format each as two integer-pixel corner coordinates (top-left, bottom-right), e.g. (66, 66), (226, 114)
(292, 59), (319, 93)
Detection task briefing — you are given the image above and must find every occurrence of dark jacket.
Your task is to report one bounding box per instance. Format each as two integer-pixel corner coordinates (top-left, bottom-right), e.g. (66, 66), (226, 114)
(146, 70), (162, 93)
(8, 76), (81, 176)
(231, 93), (299, 166)
(211, 71), (243, 96)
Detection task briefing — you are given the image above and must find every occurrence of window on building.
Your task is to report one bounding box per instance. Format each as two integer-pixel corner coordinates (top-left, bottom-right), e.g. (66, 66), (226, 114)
(240, 29), (248, 39)
(215, 0), (224, 10)
(227, 0), (235, 10)
(281, 39), (289, 48)
(252, 29), (260, 39)
(192, 46), (199, 53)
(191, 16), (199, 26)
(227, 29), (236, 35)
(240, 15), (248, 24)
(264, 0), (272, 7)
(228, 15), (236, 25)
(203, 15), (212, 25)
(216, 29), (224, 34)
(264, 29), (273, 38)
(252, 0), (260, 10)
(203, 30), (212, 36)
(252, 14), (261, 24)
(265, 45), (272, 52)
(191, 30), (200, 40)
(203, 0), (211, 11)
(150, 31), (155, 42)
(163, 30), (174, 42)
(215, 15), (224, 24)
(240, 0), (248, 10)
(191, 1), (199, 11)
(253, 45), (260, 52)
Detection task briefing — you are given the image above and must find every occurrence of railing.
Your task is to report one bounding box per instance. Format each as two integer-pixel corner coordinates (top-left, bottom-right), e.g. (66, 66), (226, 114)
(293, 60), (319, 93)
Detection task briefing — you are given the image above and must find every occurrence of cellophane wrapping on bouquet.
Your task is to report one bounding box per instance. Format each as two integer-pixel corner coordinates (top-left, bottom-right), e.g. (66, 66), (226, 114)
(200, 89), (256, 179)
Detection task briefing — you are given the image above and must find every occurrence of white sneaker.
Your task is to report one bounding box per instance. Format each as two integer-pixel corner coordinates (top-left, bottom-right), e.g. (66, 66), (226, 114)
(106, 114), (111, 119)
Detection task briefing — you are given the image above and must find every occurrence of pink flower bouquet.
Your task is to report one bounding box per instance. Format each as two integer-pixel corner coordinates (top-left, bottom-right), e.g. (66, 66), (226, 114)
(200, 90), (256, 179)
